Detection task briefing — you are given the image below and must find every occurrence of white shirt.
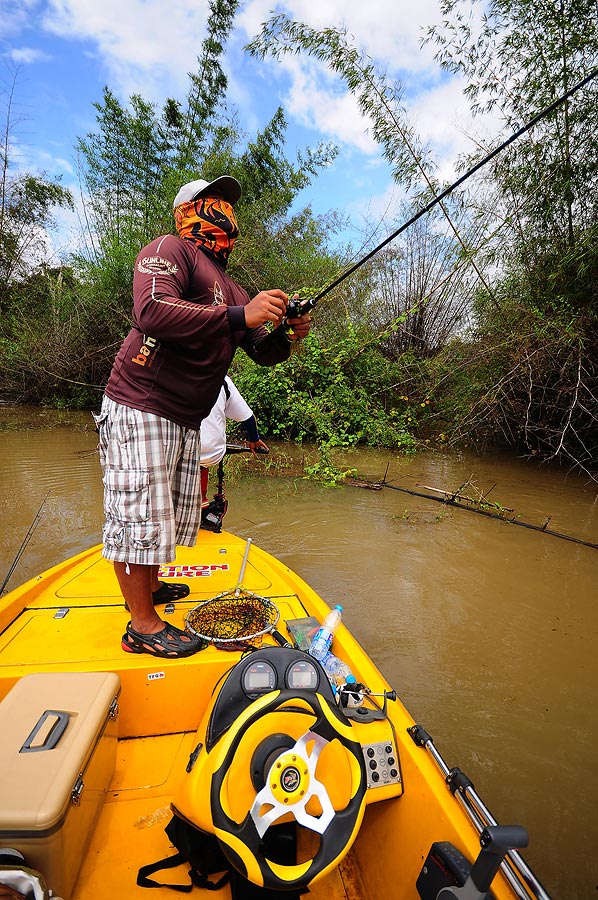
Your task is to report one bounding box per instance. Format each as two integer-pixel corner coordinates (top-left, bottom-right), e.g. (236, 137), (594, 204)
(200, 376), (253, 466)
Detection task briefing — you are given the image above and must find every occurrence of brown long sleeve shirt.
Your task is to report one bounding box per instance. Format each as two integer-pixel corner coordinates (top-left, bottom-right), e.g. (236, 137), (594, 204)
(105, 234), (290, 428)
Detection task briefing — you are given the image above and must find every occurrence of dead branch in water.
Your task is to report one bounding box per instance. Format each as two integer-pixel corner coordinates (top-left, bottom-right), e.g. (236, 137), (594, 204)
(346, 475), (598, 551)
(345, 477), (383, 491)
(415, 476), (515, 512)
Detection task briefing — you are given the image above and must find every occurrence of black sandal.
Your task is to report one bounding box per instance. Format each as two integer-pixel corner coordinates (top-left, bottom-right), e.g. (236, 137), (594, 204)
(152, 581), (190, 603)
(121, 621), (206, 658)
(124, 581), (190, 611)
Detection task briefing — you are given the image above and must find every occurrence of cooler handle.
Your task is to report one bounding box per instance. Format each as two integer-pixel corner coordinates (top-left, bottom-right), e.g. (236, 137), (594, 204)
(19, 709), (70, 753)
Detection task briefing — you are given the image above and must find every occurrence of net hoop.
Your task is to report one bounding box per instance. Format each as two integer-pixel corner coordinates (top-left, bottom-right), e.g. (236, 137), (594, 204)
(185, 591), (280, 644)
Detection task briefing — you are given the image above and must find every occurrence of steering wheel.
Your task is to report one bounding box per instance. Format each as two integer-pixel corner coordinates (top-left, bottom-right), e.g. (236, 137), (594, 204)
(210, 689), (367, 892)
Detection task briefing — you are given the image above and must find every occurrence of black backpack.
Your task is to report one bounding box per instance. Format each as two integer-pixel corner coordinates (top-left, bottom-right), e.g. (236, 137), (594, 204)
(137, 814), (303, 898)
(137, 814), (230, 893)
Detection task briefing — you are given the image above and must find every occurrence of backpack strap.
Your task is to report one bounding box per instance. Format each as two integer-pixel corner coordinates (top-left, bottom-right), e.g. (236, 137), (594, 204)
(137, 851), (229, 893)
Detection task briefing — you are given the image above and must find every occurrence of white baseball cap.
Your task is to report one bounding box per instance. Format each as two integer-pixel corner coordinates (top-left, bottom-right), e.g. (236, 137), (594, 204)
(173, 175), (242, 209)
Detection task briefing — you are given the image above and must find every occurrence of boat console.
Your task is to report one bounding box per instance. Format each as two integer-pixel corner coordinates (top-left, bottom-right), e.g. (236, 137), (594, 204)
(172, 645), (403, 892)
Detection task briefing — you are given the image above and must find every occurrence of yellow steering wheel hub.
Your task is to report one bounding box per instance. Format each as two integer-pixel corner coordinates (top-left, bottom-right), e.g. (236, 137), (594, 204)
(269, 752), (310, 805)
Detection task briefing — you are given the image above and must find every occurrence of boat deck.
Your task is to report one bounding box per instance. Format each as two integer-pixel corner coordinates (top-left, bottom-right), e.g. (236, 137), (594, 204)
(1, 534), (379, 899)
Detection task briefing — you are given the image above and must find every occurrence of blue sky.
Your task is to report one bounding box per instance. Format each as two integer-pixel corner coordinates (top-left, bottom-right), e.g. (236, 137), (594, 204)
(0, 0), (494, 260)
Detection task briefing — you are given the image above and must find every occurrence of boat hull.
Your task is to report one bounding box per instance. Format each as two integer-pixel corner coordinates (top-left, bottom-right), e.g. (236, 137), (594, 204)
(0, 532), (546, 900)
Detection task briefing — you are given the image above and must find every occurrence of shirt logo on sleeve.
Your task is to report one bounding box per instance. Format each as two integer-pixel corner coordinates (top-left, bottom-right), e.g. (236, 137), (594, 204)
(137, 256), (178, 275)
(212, 280), (225, 305)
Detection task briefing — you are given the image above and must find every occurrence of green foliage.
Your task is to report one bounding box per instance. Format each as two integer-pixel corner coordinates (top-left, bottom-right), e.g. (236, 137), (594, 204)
(427, 0), (598, 257)
(75, 0), (242, 260)
(303, 443), (357, 486)
(422, 295), (598, 477)
(419, 0), (598, 476)
(1, 3), (596, 479)
(230, 323), (418, 452)
(0, 266), (108, 406)
(175, 0), (239, 168)
(247, 13), (495, 305)
(247, 17), (429, 192)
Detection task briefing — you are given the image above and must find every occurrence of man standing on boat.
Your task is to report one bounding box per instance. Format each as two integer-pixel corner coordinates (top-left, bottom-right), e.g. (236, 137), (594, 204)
(94, 175), (310, 658)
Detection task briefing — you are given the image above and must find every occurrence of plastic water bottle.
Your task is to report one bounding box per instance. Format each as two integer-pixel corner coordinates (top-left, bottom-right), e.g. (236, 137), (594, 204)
(308, 605), (343, 661)
(321, 651), (353, 686)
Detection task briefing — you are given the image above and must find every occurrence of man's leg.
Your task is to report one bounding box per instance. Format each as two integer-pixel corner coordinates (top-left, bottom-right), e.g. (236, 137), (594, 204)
(149, 564), (164, 595)
(96, 399), (201, 654)
(114, 562), (161, 634)
(115, 561), (197, 644)
(200, 466), (210, 508)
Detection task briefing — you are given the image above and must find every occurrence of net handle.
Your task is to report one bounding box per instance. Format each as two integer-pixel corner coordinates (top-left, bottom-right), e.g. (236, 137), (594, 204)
(235, 538), (252, 592)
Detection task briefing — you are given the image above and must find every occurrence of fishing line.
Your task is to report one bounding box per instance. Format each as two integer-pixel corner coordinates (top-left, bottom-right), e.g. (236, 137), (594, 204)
(302, 67), (598, 310)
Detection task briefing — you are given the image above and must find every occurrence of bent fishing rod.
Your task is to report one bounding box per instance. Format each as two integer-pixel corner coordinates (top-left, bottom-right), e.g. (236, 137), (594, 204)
(286, 67), (598, 319)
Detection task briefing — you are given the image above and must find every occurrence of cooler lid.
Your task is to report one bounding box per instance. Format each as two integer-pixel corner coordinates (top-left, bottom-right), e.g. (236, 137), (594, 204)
(0, 671), (120, 832)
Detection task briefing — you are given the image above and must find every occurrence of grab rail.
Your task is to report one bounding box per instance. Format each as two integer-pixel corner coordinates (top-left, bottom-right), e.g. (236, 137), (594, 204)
(408, 725), (552, 900)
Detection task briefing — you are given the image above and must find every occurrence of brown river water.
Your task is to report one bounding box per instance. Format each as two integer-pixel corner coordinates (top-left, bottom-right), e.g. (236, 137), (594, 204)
(0, 405), (596, 900)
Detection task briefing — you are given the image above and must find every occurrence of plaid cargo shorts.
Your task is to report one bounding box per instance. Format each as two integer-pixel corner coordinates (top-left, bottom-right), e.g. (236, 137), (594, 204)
(93, 396), (202, 565)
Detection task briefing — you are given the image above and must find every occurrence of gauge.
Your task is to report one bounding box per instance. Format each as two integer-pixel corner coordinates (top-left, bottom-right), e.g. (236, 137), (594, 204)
(242, 660), (277, 697)
(286, 658), (319, 691)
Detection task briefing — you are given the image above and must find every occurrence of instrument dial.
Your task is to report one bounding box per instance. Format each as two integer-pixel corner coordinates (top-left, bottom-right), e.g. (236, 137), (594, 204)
(242, 661), (277, 697)
(286, 658), (319, 691)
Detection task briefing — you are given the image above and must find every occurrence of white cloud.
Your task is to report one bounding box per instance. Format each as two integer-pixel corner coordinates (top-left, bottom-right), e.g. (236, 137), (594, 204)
(348, 178), (410, 239)
(0, 0), (39, 39)
(13, 0), (482, 175)
(2, 0), (501, 230)
(411, 78), (479, 181)
(41, 0), (213, 100)
(238, 0), (441, 74)
(36, 149), (76, 176)
(277, 55), (378, 154)
(235, 0), (479, 172)
(9, 47), (52, 64)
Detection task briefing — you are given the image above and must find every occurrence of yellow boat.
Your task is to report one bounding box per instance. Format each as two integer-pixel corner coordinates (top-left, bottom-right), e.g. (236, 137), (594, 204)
(0, 530), (551, 900)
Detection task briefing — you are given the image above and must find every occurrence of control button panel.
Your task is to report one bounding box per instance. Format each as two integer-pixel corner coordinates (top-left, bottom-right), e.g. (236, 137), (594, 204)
(361, 740), (402, 790)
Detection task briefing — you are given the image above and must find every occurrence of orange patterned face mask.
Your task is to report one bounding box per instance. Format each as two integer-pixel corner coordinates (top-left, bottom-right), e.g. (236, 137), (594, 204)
(174, 196), (239, 267)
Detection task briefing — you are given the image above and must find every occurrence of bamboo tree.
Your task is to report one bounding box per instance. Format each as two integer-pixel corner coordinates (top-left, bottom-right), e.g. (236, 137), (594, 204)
(423, 0), (598, 477)
(426, 0), (598, 255)
(246, 15), (495, 302)
(175, 0), (240, 168)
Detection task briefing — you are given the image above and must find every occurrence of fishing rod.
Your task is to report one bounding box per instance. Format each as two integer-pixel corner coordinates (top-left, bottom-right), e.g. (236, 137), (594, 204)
(0, 491), (51, 594)
(286, 67), (598, 319)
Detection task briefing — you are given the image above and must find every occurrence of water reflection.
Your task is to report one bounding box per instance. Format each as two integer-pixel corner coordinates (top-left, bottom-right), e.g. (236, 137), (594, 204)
(0, 407), (596, 899)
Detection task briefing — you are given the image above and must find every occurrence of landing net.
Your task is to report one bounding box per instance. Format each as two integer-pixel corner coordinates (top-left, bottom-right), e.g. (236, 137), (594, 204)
(185, 591), (279, 645)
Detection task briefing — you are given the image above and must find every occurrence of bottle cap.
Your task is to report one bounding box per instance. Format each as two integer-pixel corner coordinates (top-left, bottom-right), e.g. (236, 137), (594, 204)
(334, 604), (343, 612)
(346, 675), (357, 684)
